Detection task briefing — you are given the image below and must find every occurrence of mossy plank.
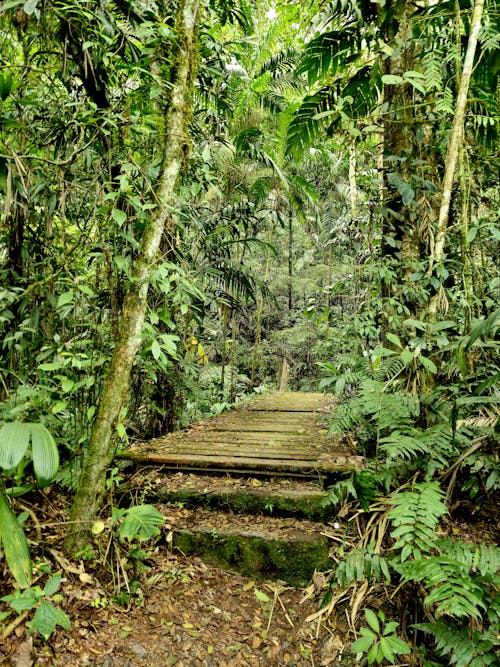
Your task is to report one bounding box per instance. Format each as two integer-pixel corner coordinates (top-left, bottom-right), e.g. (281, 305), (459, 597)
(119, 391), (361, 478)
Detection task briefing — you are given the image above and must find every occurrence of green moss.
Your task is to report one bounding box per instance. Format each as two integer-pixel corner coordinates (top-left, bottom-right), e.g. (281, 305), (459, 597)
(172, 527), (329, 586)
(154, 488), (332, 521)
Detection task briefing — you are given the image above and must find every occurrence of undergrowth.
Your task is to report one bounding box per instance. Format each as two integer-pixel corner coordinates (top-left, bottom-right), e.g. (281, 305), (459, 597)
(314, 311), (500, 665)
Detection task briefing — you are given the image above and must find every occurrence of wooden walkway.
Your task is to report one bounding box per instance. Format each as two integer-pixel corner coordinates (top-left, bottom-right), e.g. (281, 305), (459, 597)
(121, 392), (363, 479)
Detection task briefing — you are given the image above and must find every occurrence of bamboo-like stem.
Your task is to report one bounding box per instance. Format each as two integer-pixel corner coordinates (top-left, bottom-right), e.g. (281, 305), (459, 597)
(427, 0), (484, 320)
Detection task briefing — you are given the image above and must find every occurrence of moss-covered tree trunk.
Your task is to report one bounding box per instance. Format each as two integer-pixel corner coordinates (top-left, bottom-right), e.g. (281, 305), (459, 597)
(65, 0), (201, 554)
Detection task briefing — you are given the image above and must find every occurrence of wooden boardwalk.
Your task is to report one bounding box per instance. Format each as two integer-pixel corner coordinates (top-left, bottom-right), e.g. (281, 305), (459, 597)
(121, 392), (363, 479)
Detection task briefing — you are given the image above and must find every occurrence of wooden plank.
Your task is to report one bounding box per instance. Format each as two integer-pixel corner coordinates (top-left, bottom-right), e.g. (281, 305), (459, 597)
(127, 452), (327, 472)
(119, 391), (359, 478)
(126, 451), (362, 474)
(157, 447), (319, 460)
(244, 392), (334, 412)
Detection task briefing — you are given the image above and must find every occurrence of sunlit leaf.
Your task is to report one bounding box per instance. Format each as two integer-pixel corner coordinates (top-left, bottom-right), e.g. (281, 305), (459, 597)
(30, 423), (59, 487)
(0, 422), (31, 471)
(0, 490), (32, 588)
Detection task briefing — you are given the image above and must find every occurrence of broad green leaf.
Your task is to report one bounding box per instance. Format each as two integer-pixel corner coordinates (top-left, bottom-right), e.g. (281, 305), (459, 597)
(118, 504), (164, 541)
(367, 641), (381, 665)
(6, 587), (39, 611)
(151, 339), (162, 361)
(31, 600), (57, 640)
(159, 334), (179, 357)
(400, 348), (413, 364)
(39, 361), (64, 371)
(385, 635), (412, 654)
(419, 355), (437, 374)
(30, 423), (59, 487)
(351, 632), (375, 654)
(383, 621), (399, 635)
(55, 606), (71, 630)
(385, 333), (402, 349)
(43, 574), (62, 597)
(379, 636), (396, 662)
(0, 490), (32, 588)
(111, 208), (127, 226)
(57, 291), (74, 308)
(382, 74), (403, 85)
(51, 401), (68, 414)
(466, 226), (478, 243)
(61, 377), (75, 393)
(0, 422), (31, 470)
(364, 608), (380, 633)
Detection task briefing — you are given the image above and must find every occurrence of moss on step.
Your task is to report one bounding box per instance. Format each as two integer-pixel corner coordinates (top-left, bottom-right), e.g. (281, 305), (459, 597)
(172, 527), (329, 586)
(156, 487), (332, 521)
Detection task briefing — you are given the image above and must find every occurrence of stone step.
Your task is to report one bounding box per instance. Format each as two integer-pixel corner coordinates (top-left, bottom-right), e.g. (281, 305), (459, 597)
(129, 470), (333, 521)
(160, 503), (333, 586)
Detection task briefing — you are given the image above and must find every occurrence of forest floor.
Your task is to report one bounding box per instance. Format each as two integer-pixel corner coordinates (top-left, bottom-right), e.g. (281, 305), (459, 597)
(3, 543), (348, 667)
(1, 486), (498, 667)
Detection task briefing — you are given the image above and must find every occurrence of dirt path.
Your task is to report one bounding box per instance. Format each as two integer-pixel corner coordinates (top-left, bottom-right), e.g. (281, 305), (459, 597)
(5, 548), (346, 667)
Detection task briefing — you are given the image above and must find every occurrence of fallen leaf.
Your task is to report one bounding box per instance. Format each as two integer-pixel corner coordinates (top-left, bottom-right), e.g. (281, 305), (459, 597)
(11, 636), (33, 667)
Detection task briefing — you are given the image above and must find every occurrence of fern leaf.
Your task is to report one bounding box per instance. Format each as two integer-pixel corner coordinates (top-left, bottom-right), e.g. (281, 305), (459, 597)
(380, 432), (431, 461)
(335, 544), (392, 588)
(387, 482), (448, 560)
(415, 622), (500, 667)
(402, 557), (488, 621)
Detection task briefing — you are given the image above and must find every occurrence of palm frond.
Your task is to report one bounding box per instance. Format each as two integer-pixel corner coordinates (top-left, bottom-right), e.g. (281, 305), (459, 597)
(258, 47), (301, 79)
(297, 28), (362, 83)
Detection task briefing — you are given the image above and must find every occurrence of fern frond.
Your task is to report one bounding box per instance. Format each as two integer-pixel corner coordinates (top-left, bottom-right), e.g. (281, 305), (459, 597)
(422, 47), (444, 92)
(380, 431), (432, 461)
(387, 481), (448, 561)
(335, 544), (391, 588)
(402, 557), (487, 620)
(435, 538), (500, 578)
(297, 28), (361, 83)
(258, 47), (301, 79)
(286, 86), (336, 156)
(415, 622), (500, 667)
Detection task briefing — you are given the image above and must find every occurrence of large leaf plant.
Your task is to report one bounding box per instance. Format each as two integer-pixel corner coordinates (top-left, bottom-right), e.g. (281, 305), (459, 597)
(0, 422), (59, 588)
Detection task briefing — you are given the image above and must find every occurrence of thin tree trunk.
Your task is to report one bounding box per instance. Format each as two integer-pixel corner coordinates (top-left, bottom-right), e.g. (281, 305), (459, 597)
(64, 0), (201, 554)
(348, 139), (358, 217)
(427, 0), (484, 320)
(288, 216), (293, 311)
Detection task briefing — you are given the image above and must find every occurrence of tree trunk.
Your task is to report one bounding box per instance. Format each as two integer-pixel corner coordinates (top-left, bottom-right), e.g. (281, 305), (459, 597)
(64, 0), (201, 554)
(427, 0), (484, 320)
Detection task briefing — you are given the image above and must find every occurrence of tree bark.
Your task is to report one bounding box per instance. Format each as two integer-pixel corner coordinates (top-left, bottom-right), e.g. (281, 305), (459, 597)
(64, 0), (201, 554)
(427, 0), (484, 320)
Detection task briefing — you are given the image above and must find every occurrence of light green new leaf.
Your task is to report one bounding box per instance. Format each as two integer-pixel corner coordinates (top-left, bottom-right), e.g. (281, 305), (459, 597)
(30, 423), (59, 488)
(364, 608), (380, 633)
(0, 422), (31, 471)
(254, 588), (271, 603)
(43, 574), (62, 597)
(0, 489), (32, 588)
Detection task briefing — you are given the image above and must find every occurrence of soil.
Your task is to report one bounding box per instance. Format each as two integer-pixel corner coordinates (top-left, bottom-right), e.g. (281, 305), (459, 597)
(2, 546), (348, 667)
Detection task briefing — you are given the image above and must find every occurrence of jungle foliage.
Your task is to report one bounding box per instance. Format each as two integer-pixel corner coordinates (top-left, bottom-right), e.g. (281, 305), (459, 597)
(0, 0), (498, 663)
